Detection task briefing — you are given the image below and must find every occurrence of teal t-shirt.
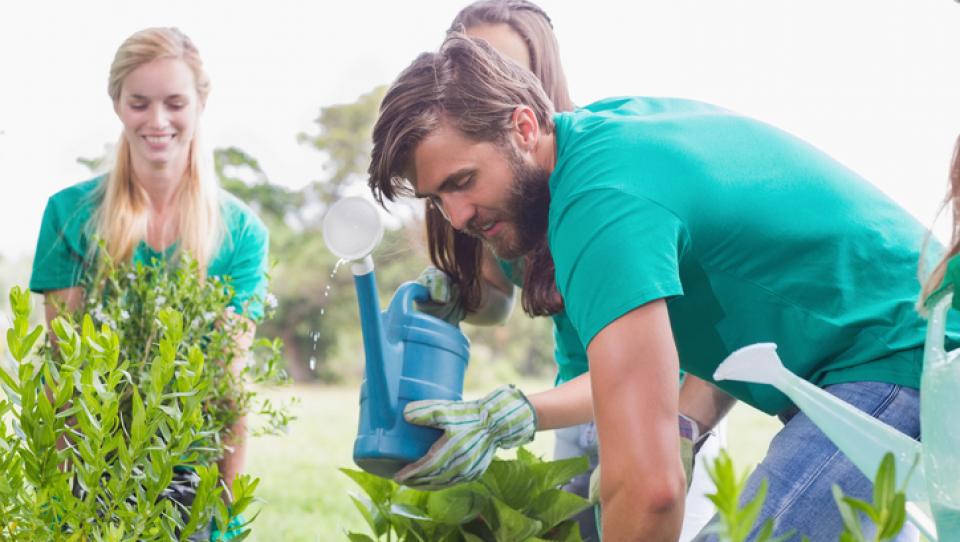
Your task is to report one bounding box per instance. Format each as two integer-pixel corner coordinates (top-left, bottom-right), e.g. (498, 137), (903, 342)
(497, 259), (589, 385)
(549, 96), (951, 415)
(30, 176), (269, 321)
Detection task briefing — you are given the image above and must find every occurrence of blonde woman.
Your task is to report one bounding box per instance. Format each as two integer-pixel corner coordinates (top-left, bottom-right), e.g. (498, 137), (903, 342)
(30, 27), (267, 539)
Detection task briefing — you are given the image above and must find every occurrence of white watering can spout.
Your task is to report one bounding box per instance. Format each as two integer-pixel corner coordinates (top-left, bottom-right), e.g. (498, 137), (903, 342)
(715, 343), (936, 539)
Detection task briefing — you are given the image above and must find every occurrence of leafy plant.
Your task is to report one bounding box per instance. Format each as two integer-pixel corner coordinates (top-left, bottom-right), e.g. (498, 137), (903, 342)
(78, 254), (296, 463)
(704, 449), (801, 542)
(0, 286), (255, 540)
(343, 448), (590, 541)
(832, 453), (908, 542)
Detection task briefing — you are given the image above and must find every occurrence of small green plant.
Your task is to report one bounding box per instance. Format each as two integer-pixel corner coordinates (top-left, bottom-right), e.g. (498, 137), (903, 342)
(704, 449), (800, 542)
(832, 453), (909, 542)
(704, 449), (910, 542)
(0, 286), (256, 540)
(343, 448), (590, 541)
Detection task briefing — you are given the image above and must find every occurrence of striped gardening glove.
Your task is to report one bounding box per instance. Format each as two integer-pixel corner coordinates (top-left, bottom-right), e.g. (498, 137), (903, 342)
(414, 266), (466, 324)
(394, 385), (537, 489)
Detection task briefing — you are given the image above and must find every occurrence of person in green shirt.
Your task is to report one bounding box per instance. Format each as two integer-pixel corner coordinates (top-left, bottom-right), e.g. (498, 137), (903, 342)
(30, 27), (267, 541)
(367, 34), (940, 541)
(412, 2), (724, 540)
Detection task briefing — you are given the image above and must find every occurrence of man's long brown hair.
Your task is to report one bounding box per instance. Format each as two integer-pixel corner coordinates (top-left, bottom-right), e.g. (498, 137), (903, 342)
(427, 0), (572, 316)
(368, 32), (562, 316)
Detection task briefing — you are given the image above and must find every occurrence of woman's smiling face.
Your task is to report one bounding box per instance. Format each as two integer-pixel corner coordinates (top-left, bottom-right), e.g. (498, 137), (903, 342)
(115, 57), (201, 170)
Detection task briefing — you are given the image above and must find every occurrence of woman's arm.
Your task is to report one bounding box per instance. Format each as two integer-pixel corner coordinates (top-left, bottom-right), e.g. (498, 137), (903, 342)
(218, 313), (256, 495)
(679, 373), (737, 434)
(43, 287), (85, 329)
(462, 247), (515, 325)
(527, 373), (593, 430)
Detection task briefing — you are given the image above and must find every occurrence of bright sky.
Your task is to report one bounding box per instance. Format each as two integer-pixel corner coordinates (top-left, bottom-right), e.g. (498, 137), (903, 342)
(1, 0), (959, 258)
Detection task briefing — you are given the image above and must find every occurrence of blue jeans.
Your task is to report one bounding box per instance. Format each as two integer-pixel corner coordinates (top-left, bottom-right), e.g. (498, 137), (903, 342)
(693, 382), (920, 542)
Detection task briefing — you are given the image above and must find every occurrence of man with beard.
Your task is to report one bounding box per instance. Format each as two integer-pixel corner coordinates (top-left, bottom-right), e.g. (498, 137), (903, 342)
(367, 33), (935, 542)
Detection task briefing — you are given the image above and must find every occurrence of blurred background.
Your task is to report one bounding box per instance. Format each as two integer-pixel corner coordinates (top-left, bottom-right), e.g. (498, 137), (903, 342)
(1, 1), (958, 539)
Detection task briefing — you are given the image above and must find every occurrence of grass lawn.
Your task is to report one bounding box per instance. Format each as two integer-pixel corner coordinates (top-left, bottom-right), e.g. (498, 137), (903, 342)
(243, 382), (782, 541)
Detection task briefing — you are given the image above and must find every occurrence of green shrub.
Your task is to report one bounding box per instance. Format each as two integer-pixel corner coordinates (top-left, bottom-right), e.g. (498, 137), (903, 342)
(343, 448), (590, 541)
(0, 256), (293, 540)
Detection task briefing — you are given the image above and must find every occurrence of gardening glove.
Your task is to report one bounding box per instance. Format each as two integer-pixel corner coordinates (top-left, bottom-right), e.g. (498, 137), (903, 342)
(414, 266), (466, 324)
(587, 414), (709, 504)
(395, 384), (537, 489)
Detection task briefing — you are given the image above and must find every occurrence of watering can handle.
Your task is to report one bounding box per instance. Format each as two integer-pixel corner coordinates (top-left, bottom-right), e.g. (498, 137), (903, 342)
(394, 282), (432, 315)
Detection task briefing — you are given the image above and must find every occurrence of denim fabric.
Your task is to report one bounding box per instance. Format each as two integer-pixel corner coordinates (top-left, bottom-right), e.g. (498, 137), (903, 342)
(692, 382), (920, 542)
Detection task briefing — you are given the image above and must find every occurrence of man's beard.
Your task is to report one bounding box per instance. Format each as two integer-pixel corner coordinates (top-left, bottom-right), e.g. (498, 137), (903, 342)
(484, 147), (551, 260)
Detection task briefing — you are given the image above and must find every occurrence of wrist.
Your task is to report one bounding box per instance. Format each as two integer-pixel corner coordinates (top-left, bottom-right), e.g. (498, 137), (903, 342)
(678, 413), (710, 453)
(492, 385), (537, 447)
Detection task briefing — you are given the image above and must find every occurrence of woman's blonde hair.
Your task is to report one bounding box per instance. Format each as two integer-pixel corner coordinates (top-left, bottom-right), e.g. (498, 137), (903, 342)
(95, 26), (221, 271)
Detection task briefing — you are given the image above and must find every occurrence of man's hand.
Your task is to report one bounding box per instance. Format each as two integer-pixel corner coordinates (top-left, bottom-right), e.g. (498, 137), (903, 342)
(414, 266), (465, 324)
(395, 385), (537, 489)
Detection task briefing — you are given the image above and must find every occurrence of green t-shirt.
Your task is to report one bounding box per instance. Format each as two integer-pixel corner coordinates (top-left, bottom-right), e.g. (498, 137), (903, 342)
(549, 96), (951, 414)
(30, 176), (269, 321)
(497, 259), (589, 385)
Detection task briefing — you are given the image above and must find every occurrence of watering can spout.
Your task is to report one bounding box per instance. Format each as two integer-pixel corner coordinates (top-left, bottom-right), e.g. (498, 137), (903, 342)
(353, 264), (397, 423)
(321, 197), (395, 423)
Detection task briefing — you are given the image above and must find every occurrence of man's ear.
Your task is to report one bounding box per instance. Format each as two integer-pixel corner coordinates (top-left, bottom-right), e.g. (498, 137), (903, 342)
(511, 106), (540, 152)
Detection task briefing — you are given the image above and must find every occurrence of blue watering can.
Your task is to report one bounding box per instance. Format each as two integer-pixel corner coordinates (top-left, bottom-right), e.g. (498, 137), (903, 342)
(322, 197), (470, 478)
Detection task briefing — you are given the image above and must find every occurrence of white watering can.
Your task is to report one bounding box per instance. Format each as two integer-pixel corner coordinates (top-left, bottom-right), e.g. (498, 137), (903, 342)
(714, 292), (960, 541)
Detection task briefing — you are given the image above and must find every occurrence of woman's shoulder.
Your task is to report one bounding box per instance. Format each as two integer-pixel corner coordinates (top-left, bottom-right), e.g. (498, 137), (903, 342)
(219, 189), (266, 232)
(217, 188), (268, 254)
(41, 176), (105, 231)
(47, 176), (105, 208)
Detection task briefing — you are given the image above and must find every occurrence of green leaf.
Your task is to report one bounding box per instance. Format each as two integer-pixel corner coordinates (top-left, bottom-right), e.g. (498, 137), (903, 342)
(130, 386), (146, 447)
(528, 454), (589, 494)
(733, 478), (768, 541)
(0, 365), (19, 395)
(842, 496), (879, 524)
(873, 453), (895, 510)
(18, 325), (44, 360)
(878, 492), (907, 540)
(341, 467), (396, 505)
(346, 533), (377, 542)
(490, 496), (542, 542)
(527, 489), (589, 533)
(426, 484), (486, 525)
(832, 485), (865, 541)
(543, 520), (585, 542)
(349, 494), (389, 538)
(483, 459), (537, 509)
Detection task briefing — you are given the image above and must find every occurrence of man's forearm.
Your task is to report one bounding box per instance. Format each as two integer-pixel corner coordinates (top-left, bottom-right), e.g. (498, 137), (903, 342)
(679, 374), (737, 433)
